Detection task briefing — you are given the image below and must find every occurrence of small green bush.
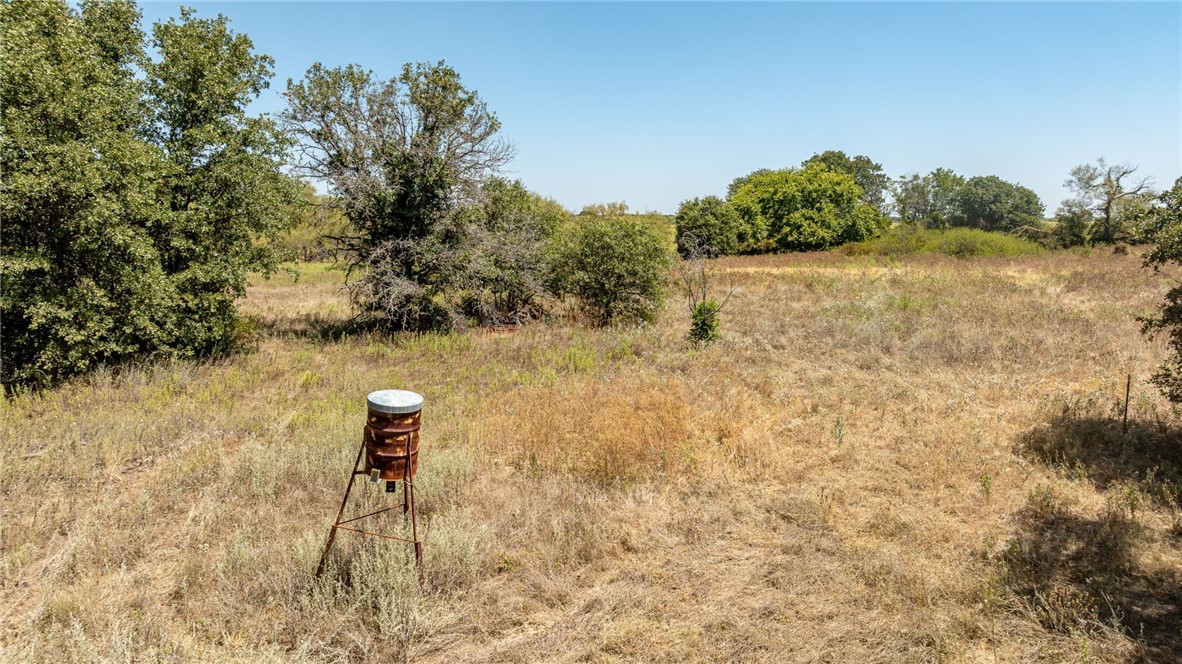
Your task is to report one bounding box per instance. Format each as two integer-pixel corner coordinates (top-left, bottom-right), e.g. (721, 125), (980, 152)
(547, 217), (672, 325)
(688, 300), (722, 343)
(845, 226), (1043, 258)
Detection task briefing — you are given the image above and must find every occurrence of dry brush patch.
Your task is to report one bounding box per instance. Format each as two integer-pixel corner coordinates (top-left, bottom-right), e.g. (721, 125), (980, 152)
(2, 250), (1180, 662)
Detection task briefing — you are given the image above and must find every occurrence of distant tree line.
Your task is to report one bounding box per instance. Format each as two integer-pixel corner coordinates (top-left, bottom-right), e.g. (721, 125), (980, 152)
(674, 152), (1160, 258)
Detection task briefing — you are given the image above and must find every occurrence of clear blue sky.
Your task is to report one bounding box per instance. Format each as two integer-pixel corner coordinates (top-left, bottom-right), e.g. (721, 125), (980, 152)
(139, 2), (1182, 214)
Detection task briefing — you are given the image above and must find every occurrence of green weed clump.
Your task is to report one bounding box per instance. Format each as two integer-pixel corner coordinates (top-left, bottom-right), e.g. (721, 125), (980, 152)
(845, 226), (1043, 258)
(688, 299), (722, 343)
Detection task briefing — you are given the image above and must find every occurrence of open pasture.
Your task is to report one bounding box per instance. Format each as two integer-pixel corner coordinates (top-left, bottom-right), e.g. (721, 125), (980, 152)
(3, 250), (1180, 663)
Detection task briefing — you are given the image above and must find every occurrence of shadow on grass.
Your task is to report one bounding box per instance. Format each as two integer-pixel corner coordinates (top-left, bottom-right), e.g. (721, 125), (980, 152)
(1021, 407), (1182, 507)
(248, 311), (531, 345)
(1003, 408), (1182, 659)
(248, 312), (360, 343)
(999, 498), (1182, 660)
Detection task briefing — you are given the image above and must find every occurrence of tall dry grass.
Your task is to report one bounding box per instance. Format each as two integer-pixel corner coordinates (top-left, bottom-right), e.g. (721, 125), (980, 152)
(2, 249), (1180, 662)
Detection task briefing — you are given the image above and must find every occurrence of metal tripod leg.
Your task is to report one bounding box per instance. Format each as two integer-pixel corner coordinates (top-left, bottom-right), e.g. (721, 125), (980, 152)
(403, 462), (424, 586)
(315, 439), (424, 589)
(315, 439), (366, 579)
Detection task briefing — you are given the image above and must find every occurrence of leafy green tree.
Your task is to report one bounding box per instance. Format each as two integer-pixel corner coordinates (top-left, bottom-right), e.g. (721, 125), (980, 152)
(728, 163), (887, 252)
(894, 168), (965, 229)
(145, 7), (297, 351)
(674, 196), (743, 257)
(3, 0), (167, 387)
(803, 150), (891, 215)
(1140, 177), (1182, 402)
(1, 1), (292, 388)
(282, 61), (517, 330)
(548, 217), (672, 325)
(726, 169), (772, 199)
(1063, 158), (1154, 244)
(478, 179), (569, 240)
(458, 178), (570, 324)
(1048, 200), (1094, 248)
(950, 176), (1044, 232)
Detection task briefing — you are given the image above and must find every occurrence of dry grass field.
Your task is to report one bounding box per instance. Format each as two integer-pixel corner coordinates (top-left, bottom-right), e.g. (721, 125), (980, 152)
(3, 250), (1180, 663)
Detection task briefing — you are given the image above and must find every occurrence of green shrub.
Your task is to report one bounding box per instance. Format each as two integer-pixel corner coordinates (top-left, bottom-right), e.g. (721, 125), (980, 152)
(688, 300), (722, 343)
(547, 217), (672, 325)
(926, 228), (1040, 258)
(624, 212), (678, 249)
(675, 197), (742, 257)
(453, 178), (570, 326)
(845, 227), (1043, 258)
(844, 224), (931, 256)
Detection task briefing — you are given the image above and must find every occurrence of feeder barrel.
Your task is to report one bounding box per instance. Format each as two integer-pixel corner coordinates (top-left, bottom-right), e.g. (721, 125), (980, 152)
(363, 389), (424, 481)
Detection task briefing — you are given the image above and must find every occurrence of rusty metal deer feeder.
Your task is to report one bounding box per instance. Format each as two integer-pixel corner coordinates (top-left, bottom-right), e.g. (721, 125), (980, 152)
(315, 389), (424, 583)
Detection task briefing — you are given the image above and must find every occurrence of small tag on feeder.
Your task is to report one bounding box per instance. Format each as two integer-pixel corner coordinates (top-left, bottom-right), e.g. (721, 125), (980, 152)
(369, 468), (380, 483)
(385, 480), (398, 494)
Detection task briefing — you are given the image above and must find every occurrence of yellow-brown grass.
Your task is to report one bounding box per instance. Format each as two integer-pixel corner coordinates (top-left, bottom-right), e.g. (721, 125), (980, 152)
(3, 249), (1180, 662)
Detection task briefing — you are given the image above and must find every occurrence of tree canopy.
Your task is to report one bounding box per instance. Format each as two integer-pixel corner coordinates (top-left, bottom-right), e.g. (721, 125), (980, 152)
(950, 176), (1044, 232)
(1140, 177), (1182, 402)
(282, 60), (566, 329)
(895, 168), (965, 229)
(674, 196), (743, 257)
(1, 0), (294, 389)
(146, 7), (297, 350)
(578, 202), (630, 218)
(1061, 158), (1154, 244)
(727, 163), (886, 252)
(283, 61), (511, 246)
(803, 151), (892, 216)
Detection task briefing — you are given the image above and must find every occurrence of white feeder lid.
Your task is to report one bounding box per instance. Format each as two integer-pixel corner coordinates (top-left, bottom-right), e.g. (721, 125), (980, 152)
(366, 389), (424, 414)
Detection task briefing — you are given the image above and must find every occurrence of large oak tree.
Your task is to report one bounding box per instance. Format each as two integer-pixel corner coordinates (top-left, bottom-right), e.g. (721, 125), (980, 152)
(283, 61), (559, 329)
(950, 176), (1044, 232)
(1, 1), (294, 388)
(1063, 158), (1153, 244)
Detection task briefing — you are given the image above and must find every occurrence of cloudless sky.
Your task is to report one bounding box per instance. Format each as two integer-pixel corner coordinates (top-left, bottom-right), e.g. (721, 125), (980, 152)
(139, 1), (1182, 214)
